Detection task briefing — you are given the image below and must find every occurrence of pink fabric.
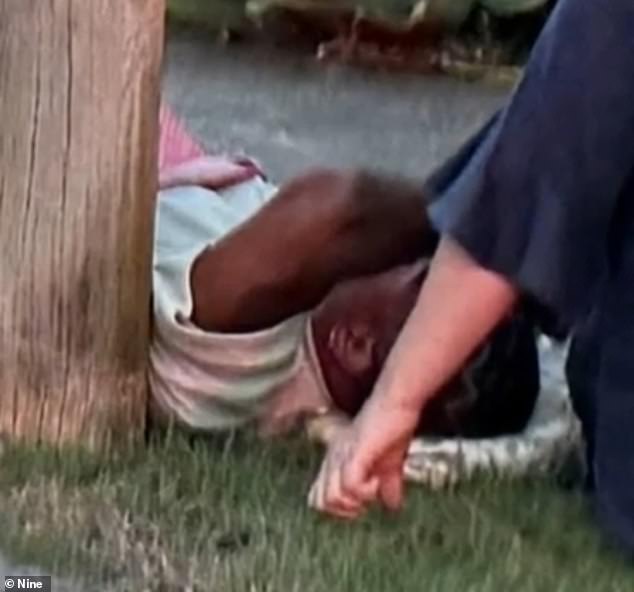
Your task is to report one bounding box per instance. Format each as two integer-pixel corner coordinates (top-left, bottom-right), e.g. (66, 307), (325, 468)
(158, 104), (264, 189)
(159, 104), (207, 172)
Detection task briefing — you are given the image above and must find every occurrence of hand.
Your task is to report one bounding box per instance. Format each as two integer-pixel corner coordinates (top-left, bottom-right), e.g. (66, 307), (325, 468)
(159, 156), (259, 191)
(307, 396), (419, 519)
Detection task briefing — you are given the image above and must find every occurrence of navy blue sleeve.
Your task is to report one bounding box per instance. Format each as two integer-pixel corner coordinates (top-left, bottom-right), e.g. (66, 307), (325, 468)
(425, 0), (634, 331)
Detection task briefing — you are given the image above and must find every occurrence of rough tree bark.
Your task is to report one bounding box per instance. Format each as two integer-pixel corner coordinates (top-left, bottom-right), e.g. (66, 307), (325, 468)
(0, 0), (165, 450)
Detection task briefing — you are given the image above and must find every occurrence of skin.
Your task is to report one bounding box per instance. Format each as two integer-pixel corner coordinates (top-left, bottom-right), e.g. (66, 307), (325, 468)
(308, 236), (519, 519)
(189, 168), (437, 333)
(187, 167), (537, 443)
(311, 259), (539, 440)
(188, 167), (438, 434)
(310, 261), (428, 419)
(156, 163), (437, 435)
(159, 155), (537, 514)
(257, 262), (429, 437)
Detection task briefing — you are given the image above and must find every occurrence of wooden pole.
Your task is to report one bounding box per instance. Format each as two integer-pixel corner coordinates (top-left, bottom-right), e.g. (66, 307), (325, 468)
(0, 0), (165, 450)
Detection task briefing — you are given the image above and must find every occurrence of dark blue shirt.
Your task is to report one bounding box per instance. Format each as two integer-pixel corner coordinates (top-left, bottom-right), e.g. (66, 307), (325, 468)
(424, 0), (634, 556)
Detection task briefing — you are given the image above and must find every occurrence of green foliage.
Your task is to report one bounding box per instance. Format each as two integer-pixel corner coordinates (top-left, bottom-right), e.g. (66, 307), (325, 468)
(168, 0), (249, 32)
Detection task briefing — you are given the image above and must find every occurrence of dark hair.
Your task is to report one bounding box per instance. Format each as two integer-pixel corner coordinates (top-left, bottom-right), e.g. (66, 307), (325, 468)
(415, 310), (540, 438)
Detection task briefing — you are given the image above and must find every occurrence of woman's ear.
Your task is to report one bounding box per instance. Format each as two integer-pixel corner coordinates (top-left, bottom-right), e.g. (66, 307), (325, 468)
(327, 322), (376, 376)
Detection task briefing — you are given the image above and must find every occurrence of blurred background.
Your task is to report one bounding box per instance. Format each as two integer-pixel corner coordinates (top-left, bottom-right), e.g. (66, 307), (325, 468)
(167, 0), (555, 73)
(162, 0), (556, 183)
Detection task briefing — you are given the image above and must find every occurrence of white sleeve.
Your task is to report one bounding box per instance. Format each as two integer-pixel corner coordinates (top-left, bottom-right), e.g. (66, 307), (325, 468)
(149, 180), (306, 432)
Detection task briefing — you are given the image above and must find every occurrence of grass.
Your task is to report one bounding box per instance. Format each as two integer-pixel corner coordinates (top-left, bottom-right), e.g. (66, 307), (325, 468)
(0, 431), (632, 591)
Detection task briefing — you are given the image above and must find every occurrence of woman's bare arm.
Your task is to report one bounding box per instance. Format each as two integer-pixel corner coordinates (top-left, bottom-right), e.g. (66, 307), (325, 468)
(309, 236), (520, 516)
(371, 237), (518, 414)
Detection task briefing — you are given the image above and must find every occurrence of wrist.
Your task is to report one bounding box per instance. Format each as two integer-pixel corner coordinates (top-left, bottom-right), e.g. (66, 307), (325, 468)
(363, 381), (425, 430)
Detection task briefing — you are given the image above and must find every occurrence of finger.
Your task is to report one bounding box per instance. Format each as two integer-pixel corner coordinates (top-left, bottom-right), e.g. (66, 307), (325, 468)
(342, 455), (379, 503)
(311, 450), (367, 517)
(378, 468), (404, 512)
(308, 474), (364, 519)
(341, 461), (379, 504)
(316, 487), (365, 520)
(324, 462), (365, 516)
(325, 507), (364, 521)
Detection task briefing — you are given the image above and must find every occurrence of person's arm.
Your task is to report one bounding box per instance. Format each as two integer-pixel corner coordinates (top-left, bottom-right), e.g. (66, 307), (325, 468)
(370, 237), (517, 416)
(191, 168), (438, 333)
(310, 0), (634, 519)
(307, 237), (517, 517)
(307, 235), (519, 444)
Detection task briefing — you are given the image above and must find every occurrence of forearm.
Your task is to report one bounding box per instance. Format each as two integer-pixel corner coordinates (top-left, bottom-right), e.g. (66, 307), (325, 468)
(275, 171), (438, 309)
(192, 169), (436, 332)
(368, 236), (518, 415)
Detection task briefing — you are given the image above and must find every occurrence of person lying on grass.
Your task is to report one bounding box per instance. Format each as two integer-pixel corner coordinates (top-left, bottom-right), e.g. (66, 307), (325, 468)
(150, 148), (539, 442)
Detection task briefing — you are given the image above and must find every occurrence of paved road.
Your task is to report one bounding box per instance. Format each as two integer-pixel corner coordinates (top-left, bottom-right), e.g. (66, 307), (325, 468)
(163, 27), (508, 182)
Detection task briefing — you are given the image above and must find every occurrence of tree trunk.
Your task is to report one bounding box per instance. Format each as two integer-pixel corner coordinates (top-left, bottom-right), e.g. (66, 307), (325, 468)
(0, 0), (165, 450)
